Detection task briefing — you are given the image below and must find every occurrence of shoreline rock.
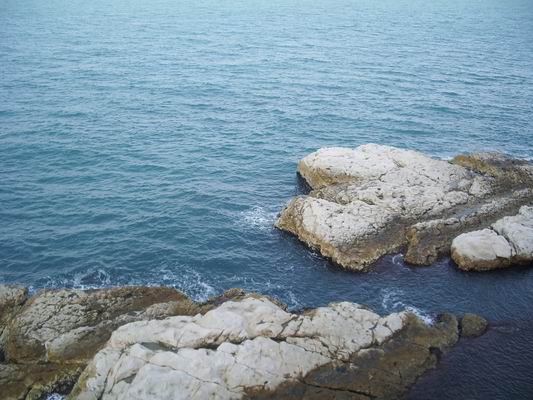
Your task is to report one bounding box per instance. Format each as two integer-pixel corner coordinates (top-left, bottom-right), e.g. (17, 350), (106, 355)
(70, 295), (458, 400)
(0, 285), (244, 400)
(0, 285), (479, 400)
(460, 314), (488, 338)
(276, 145), (533, 271)
(451, 205), (533, 271)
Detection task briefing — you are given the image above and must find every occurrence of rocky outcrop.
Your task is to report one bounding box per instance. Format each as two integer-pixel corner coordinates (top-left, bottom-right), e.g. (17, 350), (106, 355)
(276, 145), (533, 270)
(2, 286), (194, 364)
(451, 205), (533, 271)
(0, 285), (486, 400)
(460, 314), (488, 338)
(0, 286), (243, 400)
(70, 295), (460, 400)
(0, 285), (28, 356)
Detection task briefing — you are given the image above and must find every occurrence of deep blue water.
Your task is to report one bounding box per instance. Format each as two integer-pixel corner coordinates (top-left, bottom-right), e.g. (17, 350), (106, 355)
(1, 0), (533, 398)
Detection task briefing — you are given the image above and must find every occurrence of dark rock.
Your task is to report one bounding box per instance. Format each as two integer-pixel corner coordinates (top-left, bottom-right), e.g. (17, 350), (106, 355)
(460, 313), (488, 338)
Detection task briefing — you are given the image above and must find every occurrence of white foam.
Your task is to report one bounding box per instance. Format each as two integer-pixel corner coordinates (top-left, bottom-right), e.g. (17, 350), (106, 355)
(35, 264), (218, 304)
(143, 265), (218, 303)
(40, 268), (112, 291)
(381, 288), (435, 325)
(391, 254), (404, 266)
(404, 306), (435, 325)
(239, 206), (277, 232)
(224, 274), (301, 310)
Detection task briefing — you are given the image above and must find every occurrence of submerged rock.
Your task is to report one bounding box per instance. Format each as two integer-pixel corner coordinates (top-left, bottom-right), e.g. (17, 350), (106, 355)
(460, 313), (488, 338)
(70, 295), (459, 400)
(451, 205), (533, 271)
(276, 144), (533, 271)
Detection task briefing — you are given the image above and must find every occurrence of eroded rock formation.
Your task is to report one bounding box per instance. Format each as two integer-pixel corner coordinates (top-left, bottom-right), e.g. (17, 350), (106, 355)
(276, 145), (533, 270)
(0, 285), (487, 400)
(0, 285), (243, 400)
(451, 205), (533, 271)
(460, 313), (488, 338)
(70, 295), (459, 400)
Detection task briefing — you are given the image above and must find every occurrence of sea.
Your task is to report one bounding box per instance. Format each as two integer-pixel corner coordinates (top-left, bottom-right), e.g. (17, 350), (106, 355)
(1, 0), (532, 398)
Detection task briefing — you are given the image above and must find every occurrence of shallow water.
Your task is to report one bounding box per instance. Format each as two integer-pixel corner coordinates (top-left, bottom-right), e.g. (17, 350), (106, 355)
(1, 0), (532, 398)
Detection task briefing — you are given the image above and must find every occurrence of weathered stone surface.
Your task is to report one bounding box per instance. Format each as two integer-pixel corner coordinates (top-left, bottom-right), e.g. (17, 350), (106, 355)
(2, 286), (193, 364)
(451, 229), (513, 271)
(492, 206), (533, 262)
(0, 285), (29, 340)
(451, 206), (533, 271)
(249, 313), (459, 400)
(460, 313), (488, 338)
(0, 285), (28, 320)
(0, 286), (480, 400)
(451, 152), (533, 186)
(276, 144), (533, 270)
(0, 285), (29, 365)
(0, 362), (82, 400)
(71, 296), (460, 400)
(404, 189), (532, 265)
(0, 285), (224, 400)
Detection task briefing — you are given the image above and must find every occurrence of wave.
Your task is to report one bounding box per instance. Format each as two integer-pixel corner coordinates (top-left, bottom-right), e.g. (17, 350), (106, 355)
(33, 264), (218, 303)
(222, 274), (302, 310)
(238, 206), (278, 232)
(158, 266), (217, 303)
(381, 288), (434, 325)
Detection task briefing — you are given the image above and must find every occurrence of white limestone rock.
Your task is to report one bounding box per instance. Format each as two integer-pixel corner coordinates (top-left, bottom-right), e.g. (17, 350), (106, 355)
(277, 144), (533, 270)
(1, 286), (193, 364)
(71, 296), (410, 400)
(451, 205), (533, 271)
(278, 145), (482, 270)
(451, 229), (513, 271)
(492, 205), (533, 262)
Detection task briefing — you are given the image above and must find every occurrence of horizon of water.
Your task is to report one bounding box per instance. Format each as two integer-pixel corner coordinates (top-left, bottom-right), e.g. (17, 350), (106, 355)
(1, 0), (533, 398)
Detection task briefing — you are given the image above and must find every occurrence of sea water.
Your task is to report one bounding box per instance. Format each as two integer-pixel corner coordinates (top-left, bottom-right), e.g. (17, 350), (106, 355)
(1, 0), (533, 398)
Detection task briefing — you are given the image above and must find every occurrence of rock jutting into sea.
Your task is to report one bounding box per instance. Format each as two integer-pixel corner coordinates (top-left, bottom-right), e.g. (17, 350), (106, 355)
(0, 285), (484, 400)
(275, 144), (533, 271)
(451, 205), (533, 271)
(0, 285), (243, 400)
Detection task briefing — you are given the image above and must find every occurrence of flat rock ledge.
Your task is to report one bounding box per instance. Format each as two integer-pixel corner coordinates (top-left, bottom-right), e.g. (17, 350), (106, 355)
(451, 205), (533, 271)
(275, 144), (533, 271)
(0, 285), (477, 400)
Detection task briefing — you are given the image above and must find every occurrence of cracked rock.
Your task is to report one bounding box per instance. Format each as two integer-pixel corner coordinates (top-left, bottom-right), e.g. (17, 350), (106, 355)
(276, 144), (533, 270)
(0, 285), (237, 400)
(451, 205), (533, 271)
(70, 296), (460, 400)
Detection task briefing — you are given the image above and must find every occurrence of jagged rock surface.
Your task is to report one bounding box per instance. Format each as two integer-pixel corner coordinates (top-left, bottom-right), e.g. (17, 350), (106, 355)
(0, 285), (237, 400)
(0, 285), (28, 352)
(276, 144), (533, 270)
(2, 286), (195, 364)
(71, 295), (459, 400)
(451, 205), (533, 271)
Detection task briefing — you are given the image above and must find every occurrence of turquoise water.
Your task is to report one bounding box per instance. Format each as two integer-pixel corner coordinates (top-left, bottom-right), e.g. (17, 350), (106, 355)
(1, 0), (533, 398)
